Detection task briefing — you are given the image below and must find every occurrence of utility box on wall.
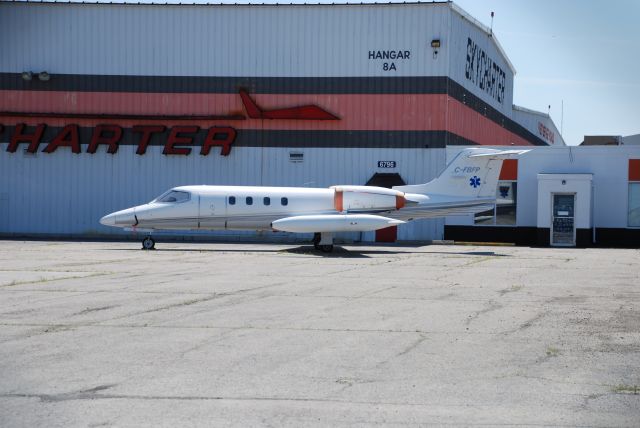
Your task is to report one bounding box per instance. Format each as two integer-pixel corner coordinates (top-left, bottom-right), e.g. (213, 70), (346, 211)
(537, 174), (593, 246)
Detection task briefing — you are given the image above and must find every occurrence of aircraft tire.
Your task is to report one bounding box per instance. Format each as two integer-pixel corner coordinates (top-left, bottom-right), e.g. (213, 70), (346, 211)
(320, 244), (333, 253)
(142, 237), (155, 250)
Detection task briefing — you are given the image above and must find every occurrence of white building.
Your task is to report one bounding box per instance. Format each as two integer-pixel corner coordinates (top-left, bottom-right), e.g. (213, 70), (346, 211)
(14, 2), (633, 247)
(445, 146), (640, 247)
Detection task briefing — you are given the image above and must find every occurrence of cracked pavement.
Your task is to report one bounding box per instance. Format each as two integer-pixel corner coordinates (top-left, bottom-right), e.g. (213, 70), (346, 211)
(0, 240), (639, 426)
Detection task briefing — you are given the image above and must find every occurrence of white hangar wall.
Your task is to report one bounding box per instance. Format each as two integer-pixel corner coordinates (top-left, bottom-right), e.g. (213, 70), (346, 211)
(0, 3), (502, 83)
(0, 2), (564, 242)
(0, 144), (445, 241)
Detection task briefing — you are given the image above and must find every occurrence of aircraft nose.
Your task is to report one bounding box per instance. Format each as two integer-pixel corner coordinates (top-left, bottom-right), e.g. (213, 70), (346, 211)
(100, 207), (137, 227)
(100, 213), (116, 226)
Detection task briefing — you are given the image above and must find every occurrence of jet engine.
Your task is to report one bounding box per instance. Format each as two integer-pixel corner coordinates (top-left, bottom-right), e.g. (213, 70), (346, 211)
(331, 185), (406, 212)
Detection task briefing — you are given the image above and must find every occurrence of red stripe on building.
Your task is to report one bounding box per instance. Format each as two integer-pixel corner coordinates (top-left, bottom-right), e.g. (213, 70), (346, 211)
(630, 159), (640, 181)
(0, 90), (535, 146)
(499, 159), (518, 180)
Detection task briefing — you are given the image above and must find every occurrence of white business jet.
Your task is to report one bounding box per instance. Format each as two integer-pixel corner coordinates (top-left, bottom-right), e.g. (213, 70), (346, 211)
(100, 148), (528, 252)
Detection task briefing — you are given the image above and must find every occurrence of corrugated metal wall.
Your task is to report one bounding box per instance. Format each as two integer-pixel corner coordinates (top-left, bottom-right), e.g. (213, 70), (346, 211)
(0, 144), (446, 241)
(0, 2), (559, 241)
(0, 3), (451, 77)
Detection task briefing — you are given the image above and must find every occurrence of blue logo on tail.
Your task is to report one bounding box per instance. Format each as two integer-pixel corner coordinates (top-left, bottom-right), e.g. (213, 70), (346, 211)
(469, 176), (481, 188)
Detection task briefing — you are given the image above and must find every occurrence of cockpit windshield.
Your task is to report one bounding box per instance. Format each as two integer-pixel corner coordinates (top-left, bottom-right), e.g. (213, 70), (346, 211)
(153, 190), (190, 203)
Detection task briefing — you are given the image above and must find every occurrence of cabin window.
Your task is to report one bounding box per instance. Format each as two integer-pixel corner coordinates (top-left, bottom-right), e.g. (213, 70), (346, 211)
(156, 190), (190, 203)
(246, 196), (253, 205)
(229, 196), (236, 205)
(264, 197), (271, 206)
(281, 197), (288, 206)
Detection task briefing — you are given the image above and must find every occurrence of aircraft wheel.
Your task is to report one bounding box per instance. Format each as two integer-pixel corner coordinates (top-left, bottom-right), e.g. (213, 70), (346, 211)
(320, 244), (333, 253)
(142, 237), (155, 250)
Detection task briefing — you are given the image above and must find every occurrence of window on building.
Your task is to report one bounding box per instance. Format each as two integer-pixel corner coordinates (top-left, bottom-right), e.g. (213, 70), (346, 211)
(629, 183), (640, 227)
(229, 196), (236, 205)
(263, 197), (270, 206)
(246, 196), (253, 205)
(629, 160), (640, 227)
(474, 181), (517, 226)
(281, 197), (288, 206)
(496, 182), (517, 225)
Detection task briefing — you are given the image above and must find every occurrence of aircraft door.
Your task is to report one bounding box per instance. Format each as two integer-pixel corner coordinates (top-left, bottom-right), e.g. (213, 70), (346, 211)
(199, 194), (227, 229)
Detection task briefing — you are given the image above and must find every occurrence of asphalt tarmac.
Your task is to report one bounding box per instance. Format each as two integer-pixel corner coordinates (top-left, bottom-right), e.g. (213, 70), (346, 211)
(0, 240), (638, 427)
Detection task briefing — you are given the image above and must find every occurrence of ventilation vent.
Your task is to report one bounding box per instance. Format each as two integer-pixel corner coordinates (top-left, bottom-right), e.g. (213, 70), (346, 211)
(289, 152), (304, 163)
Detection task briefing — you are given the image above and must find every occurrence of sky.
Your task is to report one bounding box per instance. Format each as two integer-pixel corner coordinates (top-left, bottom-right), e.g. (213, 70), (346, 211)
(452, 0), (640, 145)
(47, 0), (640, 145)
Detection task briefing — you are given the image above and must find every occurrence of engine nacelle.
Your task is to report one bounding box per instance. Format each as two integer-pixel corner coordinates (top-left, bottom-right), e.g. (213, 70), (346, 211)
(331, 185), (406, 212)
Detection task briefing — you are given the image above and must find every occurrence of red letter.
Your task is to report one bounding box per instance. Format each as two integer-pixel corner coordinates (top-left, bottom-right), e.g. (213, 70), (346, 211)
(164, 126), (199, 155)
(44, 124), (81, 154)
(201, 126), (237, 156)
(87, 125), (123, 154)
(7, 123), (46, 153)
(132, 125), (165, 155)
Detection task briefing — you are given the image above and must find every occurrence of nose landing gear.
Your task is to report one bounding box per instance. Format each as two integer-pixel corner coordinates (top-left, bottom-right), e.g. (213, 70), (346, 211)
(142, 236), (156, 250)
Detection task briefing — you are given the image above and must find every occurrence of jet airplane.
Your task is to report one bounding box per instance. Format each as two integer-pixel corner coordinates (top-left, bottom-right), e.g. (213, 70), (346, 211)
(100, 148), (528, 251)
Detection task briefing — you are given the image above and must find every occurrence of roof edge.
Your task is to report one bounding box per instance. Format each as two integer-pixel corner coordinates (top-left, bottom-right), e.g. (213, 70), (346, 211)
(512, 104), (549, 118)
(0, 0), (451, 6)
(448, 2), (516, 75)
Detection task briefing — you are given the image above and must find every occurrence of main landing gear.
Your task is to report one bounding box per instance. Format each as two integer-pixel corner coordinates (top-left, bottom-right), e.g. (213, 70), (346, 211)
(141, 236), (156, 250)
(312, 232), (334, 253)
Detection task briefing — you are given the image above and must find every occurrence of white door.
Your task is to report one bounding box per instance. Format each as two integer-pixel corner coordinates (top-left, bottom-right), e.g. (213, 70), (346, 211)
(550, 193), (576, 246)
(198, 194), (227, 229)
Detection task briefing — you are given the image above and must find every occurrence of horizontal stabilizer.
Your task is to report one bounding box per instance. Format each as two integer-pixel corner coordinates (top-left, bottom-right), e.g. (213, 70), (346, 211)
(467, 149), (530, 158)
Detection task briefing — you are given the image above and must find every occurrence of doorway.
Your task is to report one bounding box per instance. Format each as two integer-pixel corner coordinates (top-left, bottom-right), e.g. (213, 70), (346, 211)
(366, 173), (406, 243)
(551, 193), (576, 246)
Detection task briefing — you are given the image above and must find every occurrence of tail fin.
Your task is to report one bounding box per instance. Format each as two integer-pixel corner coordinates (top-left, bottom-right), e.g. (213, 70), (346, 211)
(394, 148), (529, 197)
(239, 89), (263, 119)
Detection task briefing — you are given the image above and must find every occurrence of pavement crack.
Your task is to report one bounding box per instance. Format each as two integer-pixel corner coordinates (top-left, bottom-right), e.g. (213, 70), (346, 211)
(138, 295), (223, 315)
(396, 334), (428, 357)
(465, 300), (502, 326)
(24, 384), (118, 403)
(72, 305), (117, 316)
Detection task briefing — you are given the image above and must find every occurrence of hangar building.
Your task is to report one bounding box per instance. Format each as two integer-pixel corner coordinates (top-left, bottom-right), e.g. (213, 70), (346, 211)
(1, 1), (569, 243)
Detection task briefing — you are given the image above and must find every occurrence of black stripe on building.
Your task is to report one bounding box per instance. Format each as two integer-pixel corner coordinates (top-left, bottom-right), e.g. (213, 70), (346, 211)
(0, 125), (482, 150)
(444, 226), (640, 248)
